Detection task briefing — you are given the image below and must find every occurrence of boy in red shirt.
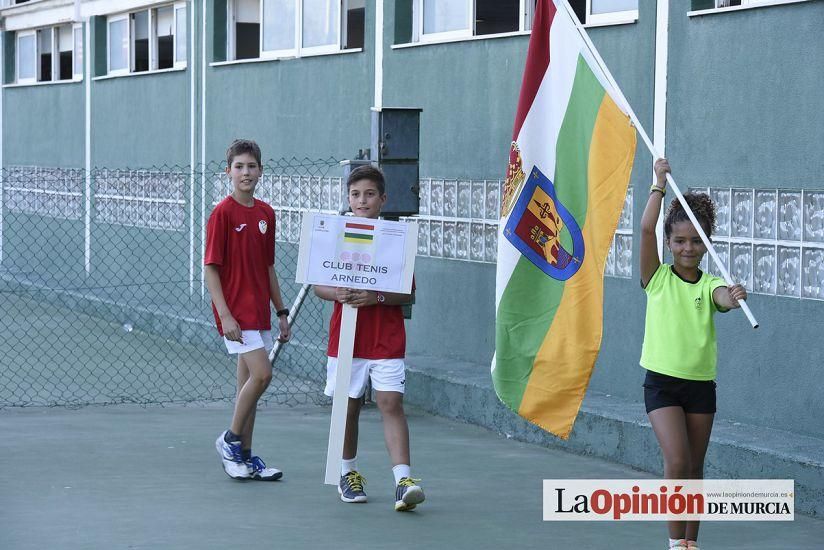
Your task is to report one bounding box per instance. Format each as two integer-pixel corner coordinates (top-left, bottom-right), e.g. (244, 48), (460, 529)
(205, 139), (291, 481)
(314, 165), (424, 511)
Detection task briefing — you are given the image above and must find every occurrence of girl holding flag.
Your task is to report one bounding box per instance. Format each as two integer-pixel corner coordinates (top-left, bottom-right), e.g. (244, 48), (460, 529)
(640, 158), (748, 550)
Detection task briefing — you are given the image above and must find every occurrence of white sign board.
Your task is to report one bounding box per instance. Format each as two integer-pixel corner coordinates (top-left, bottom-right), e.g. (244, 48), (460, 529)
(296, 213), (417, 294)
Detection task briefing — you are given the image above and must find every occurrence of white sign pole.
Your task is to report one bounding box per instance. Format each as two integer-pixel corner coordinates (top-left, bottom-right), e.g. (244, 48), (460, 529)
(324, 303), (358, 485)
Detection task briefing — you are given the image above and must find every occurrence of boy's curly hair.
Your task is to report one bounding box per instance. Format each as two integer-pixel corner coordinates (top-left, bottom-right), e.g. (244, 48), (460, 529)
(664, 192), (716, 239)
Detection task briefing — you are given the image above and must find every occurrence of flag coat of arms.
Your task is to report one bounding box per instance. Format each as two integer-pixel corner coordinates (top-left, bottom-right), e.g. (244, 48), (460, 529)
(492, 0), (637, 439)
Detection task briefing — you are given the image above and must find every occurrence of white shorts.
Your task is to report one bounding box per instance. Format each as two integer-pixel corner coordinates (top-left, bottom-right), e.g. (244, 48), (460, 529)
(324, 357), (406, 398)
(223, 330), (274, 355)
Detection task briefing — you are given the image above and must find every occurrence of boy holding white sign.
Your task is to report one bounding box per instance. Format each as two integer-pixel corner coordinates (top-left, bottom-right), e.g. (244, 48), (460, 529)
(314, 165), (425, 511)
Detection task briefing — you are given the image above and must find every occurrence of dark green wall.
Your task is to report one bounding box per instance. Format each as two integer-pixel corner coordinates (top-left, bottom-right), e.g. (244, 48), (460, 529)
(91, 71), (190, 167)
(3, 83), (85, 166)
(667, 0), (824, 187)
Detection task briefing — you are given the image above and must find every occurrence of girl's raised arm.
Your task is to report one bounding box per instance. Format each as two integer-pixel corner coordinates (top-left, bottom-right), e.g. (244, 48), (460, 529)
(639, 158), (670, 287)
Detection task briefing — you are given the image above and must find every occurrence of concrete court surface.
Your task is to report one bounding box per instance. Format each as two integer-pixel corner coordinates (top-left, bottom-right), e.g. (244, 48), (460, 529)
(0, 404), (820, 550)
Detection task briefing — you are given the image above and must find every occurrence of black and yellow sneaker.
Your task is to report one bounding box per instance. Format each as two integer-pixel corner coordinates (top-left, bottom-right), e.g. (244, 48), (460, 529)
(338, 471), (367, 503)
(394, 477), (425, 511)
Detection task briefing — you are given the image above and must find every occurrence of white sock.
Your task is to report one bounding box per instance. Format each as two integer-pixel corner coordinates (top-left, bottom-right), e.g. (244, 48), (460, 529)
(341, 457), (358, 476)
(392, 464), (411, 484)
(669, 539), (686, 548)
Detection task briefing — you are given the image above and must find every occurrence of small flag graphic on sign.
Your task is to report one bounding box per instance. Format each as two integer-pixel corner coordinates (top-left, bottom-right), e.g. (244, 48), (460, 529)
(344, 222), (375, 245)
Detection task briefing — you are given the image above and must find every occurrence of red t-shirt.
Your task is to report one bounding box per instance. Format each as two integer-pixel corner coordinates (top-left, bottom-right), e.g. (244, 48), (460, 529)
(326, 280), (415, 360)
(204, 196), (275, 335)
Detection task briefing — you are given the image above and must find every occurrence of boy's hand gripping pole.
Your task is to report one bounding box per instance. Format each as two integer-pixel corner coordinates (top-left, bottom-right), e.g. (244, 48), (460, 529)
(324, 303), (358, 484)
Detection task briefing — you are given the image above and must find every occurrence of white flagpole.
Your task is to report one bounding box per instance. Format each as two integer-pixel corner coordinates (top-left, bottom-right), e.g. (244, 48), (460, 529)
(556, 0), (758, 328)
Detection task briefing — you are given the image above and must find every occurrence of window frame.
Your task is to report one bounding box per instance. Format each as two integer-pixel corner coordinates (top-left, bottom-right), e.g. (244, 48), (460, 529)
(12, 24), (84, 85)
(173, 2), (187, 68)
(415, 0), (474, 43)
(699, 0), (801, 8)
(73, 23), (84, 80)
(299, 0), (343, 56)
(53, 24), (74, 82)
(107, 13), (131, 76)
(412, 0), (538, 43)
(227, 0), (354, 62)
(129, 9), (150, 73)
(151, 4), (177, 70)
(583, 0), (639, 26)
(688, 0), (812, 16)
(106, 3), (187, 77)
(36, 27), (54, 82)
(260, 0), (299, 59)
(15, 30), (37, 85)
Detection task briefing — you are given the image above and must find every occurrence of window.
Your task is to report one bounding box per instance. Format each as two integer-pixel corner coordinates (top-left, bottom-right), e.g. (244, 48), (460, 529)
(413, 0), (535, 43)
(37, 29), (52, 81)
(107, 3), (187, 76)
(225, 0), (364, 61)
(14, 24), (83, 84)
(343, 0), (365, 49)
(567, 0), (638, 26)
(229, 0), (260, 60)
(73, 26), (83, 77)
(302, 0), (340, 52)
(262, 0), (295, 56)
(174, 4), (187, 65)
(690, 0), (796, 9)
(108, 15), (129, 74)
(16, 31), (36, 84)
(57, 25), (73, 80)
(132, 10), (150, 72)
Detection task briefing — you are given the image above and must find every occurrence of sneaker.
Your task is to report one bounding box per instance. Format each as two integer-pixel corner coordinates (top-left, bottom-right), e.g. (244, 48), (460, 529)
(669, 541), (688, 550)
(246, 456), (283, 481)
(686, 542), (700, 550)
(338, 471), (367, 503)
(394, 477), (425, 511)
(215, 431), (251, 479)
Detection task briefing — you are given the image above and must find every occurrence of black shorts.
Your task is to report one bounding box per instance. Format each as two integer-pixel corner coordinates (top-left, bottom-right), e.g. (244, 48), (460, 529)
(643, 370), (716, 414)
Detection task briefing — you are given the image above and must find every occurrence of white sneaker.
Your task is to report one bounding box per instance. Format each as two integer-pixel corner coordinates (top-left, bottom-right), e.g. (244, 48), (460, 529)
(215, 431), (251, 479)
(246, 456), (283, 481)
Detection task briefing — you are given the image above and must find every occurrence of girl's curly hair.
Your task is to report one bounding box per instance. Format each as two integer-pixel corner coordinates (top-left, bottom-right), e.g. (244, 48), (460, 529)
(664, 192), (715, 239)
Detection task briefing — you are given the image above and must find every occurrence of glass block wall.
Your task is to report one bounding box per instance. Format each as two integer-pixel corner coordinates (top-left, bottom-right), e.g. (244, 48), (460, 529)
(689, 187), (824, 301)
(212, 172), (346, 244)
(409, 178), (635, 279)
(4, 166), (85, 221)
(95, 169), (188, 230)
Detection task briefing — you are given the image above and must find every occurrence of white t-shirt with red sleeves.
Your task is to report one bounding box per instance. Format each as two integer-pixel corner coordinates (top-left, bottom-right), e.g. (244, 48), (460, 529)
(204, 196), (275, 336)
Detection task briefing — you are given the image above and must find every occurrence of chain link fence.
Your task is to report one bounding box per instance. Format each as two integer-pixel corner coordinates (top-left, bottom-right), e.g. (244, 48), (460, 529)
(0, 158), (347, 408)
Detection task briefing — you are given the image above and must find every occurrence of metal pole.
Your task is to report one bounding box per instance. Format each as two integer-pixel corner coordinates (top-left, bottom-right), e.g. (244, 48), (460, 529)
(269, 282), (312, 363)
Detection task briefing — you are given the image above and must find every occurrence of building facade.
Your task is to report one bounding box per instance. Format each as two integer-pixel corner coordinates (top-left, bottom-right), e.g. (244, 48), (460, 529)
(2, 0), (823, 443)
